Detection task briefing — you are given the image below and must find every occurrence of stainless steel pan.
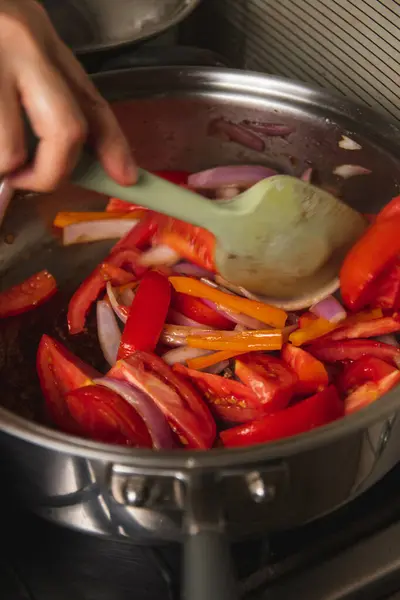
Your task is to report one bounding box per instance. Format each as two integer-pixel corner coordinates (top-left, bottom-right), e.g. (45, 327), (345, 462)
(1, 66), (400, 599)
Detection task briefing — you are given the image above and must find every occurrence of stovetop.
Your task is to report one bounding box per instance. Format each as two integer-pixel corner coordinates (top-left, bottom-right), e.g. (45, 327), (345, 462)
(3, 462), (400, 600)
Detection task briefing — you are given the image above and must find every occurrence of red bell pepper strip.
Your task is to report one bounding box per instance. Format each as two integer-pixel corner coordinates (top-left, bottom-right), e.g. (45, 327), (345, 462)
(106, 197), (145, 213)
(337, 357), (400, 414)
(65, 385), (152, 447)
(174, 363), (266, 423)
(67, 214), (159, 334)
(118, 271), (172, 359)
(308, 339), (400, 367)
(156, 218), (216, 272)
(0, 270), (57, 318)
(234, 354), (297, 413)
(173, 292), (234, 330)
(37, 335), (100, 431)
(221, 386), (344, 448)
(340, 217), (400, 310)
(281, 343), (329, 395)
(321, 315), (400, 342)
(369, 261), (400, 310)
(376, 195), (400, 223)
(109, 351), (216, 448)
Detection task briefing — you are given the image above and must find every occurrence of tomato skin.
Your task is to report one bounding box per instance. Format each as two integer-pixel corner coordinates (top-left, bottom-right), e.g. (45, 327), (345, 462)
(109, 352), (216, 448)
(340, 217), (400, 310)
(376, 195), (400, 223)
(369, 261), (400, 310)
(235, 354), (297, 413)
(308, 339), (400, 367)
(118, 271), (171, 359)
(37, 335), (100, 431)
(0, 270), (57, 318)
(65, 385), (152, 447)
(322, 315), (400, 342)
(221, 386), (344, 448)
(281, 343), (329, 395)
(156, 218), (216, 272)
(174, 364), (265, 423)
(173, 292), (233, 329)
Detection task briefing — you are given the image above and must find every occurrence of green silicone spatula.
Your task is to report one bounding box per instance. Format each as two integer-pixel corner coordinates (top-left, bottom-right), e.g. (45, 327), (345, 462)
(70, 151), (367, 305)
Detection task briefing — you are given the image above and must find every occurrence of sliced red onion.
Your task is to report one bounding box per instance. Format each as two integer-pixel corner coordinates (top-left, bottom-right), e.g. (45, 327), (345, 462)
(188, 165), (278, 190)
(208, 118), (265, 152)
(119, 287), (135, 307)
(62, 219), (137, 246)
(205, 360), (230, 375)
(0, 180), (14, 228)
(106, 282), (128, 324)
(300, 167), (313, 182)
(241, 121), (294, 137)
(94, 377), (175, 449)
(173, 262), (214, 279)
(202, 299), (266, 330)
(168, 309), (212, 329)
(376, 334), (399, 347)
(338, 136), (362, 151)
(138, 244), (180, 267)
(96, 301), (121, 366)
(234, 324), (248, 333)
(162, 347), (212, 366)
(216, 186), (241, 200)
(282, 324), (299, 342)
(161, 325), (214, 347)
(333, 164), (371, 179)
(310, 295), (347, 323)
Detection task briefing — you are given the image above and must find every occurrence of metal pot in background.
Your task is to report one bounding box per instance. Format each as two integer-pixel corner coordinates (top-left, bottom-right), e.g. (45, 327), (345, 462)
(1, 66), (400, 600)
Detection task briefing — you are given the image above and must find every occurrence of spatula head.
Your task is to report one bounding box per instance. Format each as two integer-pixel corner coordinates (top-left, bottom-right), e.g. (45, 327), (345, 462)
(213, 175), (367, 301)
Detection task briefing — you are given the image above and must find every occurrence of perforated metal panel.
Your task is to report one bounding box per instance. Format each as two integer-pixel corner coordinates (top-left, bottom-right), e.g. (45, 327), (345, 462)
(186, 0), (400, 122)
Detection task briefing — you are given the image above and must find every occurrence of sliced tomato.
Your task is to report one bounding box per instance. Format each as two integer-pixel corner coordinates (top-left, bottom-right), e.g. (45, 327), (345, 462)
(337, 356), (397, 396)
(109, 352), (216, 448)
(308, 339), (400, 367)
(65, 385), (152, 447)
(37, 334), (100, 431)
(156, 217), (216, 272)
(173, 292), (233, 329)
(281, 343), (329, 395)
(221, 386), (344, 448)
(376, 195), (400, 223)
(0, 270), (57, 318)
(174, 364), (266, 423)
(322, 315), (400, 342)
(369, 261), (400, 310)
(234, 354), (297, 412)
(337, 356), (400, 414)
(118, 271), (171, 359)
(340, 217), (400, 310)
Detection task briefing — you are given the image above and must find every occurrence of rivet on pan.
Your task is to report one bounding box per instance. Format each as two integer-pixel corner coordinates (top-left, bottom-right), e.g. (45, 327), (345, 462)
(246, 472), (275, 503)
(123, 477), (147, 507)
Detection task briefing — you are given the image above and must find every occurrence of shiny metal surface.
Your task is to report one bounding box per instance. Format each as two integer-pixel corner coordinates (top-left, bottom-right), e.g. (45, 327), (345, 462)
(41, 0), (202, 53)
(1, 67), (400, 543)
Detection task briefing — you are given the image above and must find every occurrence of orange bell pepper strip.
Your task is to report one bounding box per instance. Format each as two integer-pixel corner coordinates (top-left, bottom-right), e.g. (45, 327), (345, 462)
(289, 318), (337, 347)
(53, 210), (146, 228)
(186, 329), (283, 352)
(169, 277), (287, 328)
(187, 349), (248, 370)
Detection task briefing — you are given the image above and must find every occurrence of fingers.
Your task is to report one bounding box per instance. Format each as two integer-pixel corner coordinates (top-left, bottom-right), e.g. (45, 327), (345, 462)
(7, 54), (87, 192)
(49, 37), (137, 186)
(0, 75), (26, 174)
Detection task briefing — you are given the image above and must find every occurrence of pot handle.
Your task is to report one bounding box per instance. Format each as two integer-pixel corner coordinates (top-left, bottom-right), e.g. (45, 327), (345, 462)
(183, 476), (239, 600)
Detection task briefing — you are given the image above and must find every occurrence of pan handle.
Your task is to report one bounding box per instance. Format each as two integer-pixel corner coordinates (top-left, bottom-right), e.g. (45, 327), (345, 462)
(183, 476), (239, 600)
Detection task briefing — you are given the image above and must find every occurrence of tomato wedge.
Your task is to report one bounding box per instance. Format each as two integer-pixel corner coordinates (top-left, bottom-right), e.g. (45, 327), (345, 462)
(109, 352), (216, 448)
(308, 339), (400, 367)
(118, 271), (171, 359)
(281, 343), (329, 395)
(340, 217), (400, 310)
(0, 270), (57, 318)
(221, 386), (344, 448)
(173, 292), (233, 329)
(65, 385), (152, 447)
(37, 335), (100, 431)
(322, 315), (400, 342)
(369, 261), (400, 310)
(235, 354), (297, 413)
(174, 364), (266, 423)
(156, 218), (216, 272)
